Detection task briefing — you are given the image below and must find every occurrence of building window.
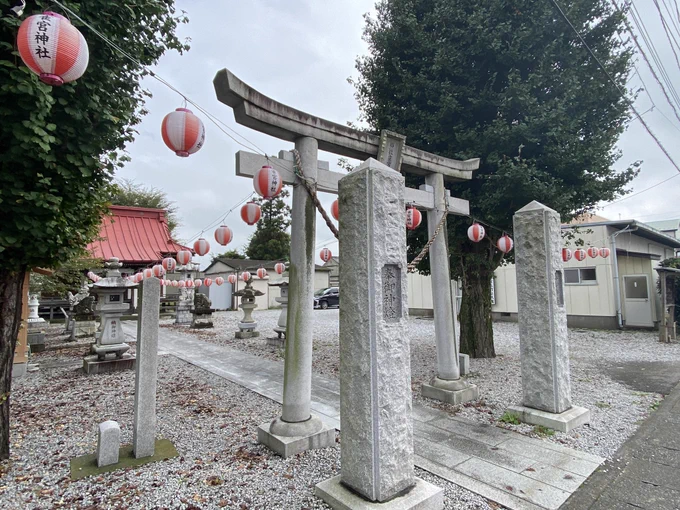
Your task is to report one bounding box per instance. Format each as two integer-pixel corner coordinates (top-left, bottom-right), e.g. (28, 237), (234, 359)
(564, 268), (597, 285)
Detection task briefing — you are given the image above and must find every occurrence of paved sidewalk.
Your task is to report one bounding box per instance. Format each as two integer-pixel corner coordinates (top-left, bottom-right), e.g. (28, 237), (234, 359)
(563, 379), (680, 509)
(123, 322), (603, 510)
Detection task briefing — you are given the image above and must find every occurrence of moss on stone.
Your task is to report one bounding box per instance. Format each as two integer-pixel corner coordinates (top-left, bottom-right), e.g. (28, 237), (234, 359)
(69, 438), (178, 480)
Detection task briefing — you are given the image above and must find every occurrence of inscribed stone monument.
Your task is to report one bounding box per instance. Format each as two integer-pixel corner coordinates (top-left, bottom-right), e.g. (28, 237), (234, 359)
(316, 159), (443, 509)
(506, 201), (589, 432)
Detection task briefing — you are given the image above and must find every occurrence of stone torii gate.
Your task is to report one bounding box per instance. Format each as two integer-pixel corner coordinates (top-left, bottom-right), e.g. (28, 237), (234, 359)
(214, 69), (480, 456)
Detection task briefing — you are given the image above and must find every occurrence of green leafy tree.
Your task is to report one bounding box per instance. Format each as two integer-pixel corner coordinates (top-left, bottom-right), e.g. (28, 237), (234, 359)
(109, 178), (180, 236)
(0, 0), (188, 459)
(354, 0), (637, 357)
(29, 255), (102, 297)
(211, 249), (245, 262)
(245, 190), (292, 260)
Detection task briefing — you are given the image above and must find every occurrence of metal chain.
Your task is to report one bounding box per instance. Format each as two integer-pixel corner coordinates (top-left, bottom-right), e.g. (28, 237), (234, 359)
(291, 149), (339, 239)
(407, 200), (448, 273)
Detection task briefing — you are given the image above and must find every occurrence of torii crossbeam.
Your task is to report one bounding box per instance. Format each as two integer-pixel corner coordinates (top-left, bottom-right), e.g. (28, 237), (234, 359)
(214, 69), (481, 457)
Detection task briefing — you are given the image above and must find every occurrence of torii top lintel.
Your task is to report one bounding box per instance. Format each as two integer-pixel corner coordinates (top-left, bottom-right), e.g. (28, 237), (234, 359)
(213, 69), (480, 181)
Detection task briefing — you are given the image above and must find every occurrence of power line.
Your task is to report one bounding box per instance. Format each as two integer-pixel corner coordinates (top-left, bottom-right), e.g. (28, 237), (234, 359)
(50, 0), (269, 157)
(600, 172), (680, 207)
(550, 0), (680, 176)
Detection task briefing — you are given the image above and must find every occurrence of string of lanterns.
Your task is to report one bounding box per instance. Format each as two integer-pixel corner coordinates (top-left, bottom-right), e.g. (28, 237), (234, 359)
(562, 246), (610, 262)
(17, 9), (524, 268)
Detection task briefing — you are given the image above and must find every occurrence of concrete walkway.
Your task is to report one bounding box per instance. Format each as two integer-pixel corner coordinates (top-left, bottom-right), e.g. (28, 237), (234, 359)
(563, 379), (680, 509)
(123, 322), (603, 510)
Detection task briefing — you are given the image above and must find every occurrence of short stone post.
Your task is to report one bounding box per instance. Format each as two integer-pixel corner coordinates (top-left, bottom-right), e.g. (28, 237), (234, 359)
(420, 174), (478, 404)
(97, 420), (120, 467)
(506, 201), (590, 432)
(133, 277), (160, 458)
(316, 159), (443, 509)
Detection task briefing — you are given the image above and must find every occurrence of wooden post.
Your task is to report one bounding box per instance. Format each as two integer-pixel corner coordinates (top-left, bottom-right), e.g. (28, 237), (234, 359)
(13, 272), (30, 370)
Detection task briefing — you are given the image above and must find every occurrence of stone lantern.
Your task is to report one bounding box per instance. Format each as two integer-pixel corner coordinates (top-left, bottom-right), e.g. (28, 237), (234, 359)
(233, 277), (264, 339)
(83, 257), (137, 374)
(27, 294), (46, 353)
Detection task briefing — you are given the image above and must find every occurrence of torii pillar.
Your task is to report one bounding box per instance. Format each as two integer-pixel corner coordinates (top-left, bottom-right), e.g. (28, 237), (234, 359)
(214, 70), (480, 456)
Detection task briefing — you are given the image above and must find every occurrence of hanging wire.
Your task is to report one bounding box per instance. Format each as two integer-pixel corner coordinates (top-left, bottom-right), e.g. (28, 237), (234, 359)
(49, 0), (268, 156)
(184, 191), (254, 244)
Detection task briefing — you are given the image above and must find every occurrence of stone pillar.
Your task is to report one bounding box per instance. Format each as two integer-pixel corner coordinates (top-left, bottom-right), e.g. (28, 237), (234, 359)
(175, 271), (193, 324)
(506, 201), (589, 432)
(316, 159), (443, 509)
(257, 137), (334, 457)
(420, 173), (478, 404)
(133, 277), (160, 458)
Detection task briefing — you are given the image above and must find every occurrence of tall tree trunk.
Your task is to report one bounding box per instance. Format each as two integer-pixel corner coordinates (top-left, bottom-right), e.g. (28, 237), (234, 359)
(459, 268), (495, 358)
(0, 267), (26, 460)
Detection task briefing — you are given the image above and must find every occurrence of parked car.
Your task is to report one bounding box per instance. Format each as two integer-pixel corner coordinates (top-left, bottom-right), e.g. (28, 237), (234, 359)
(314, 287), (339, 309)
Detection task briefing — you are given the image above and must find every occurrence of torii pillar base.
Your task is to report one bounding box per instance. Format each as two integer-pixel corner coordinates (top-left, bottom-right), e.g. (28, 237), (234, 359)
(422, 377), (479, 405)
(257, 415), (335, 458)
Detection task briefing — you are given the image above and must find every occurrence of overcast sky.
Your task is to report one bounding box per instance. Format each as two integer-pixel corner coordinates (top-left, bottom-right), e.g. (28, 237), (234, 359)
(116, 1), (680, 269)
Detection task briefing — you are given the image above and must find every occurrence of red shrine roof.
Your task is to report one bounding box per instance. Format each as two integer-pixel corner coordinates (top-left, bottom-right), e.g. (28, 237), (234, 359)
(87, 206), (191, 266)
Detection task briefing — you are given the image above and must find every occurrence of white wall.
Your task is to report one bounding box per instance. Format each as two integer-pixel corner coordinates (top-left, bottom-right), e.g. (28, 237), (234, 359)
(314, 271), (330, 291)
(407, 272), (433, 310)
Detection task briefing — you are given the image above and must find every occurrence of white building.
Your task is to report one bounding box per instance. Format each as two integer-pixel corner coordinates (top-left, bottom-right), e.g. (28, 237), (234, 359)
(492, 219), (680, 329)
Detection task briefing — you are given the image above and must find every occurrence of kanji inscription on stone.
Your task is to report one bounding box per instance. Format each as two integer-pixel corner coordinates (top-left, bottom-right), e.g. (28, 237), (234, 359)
(382, 264), (402, 322)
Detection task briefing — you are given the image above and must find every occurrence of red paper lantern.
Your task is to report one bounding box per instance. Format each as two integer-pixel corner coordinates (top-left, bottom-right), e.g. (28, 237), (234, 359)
(241, 271), (251, 282)
(587, 246), (600, 259)
(17, 12), (89, 86)
(275, 262), (286, 275)
(193, 238), (210, 256)
(171, 280), (179, 288)
(562, 248), (572, 262)
(185, 279), (194, 288)
(143, 268), (153, 279)
(574, 249), (587, 261)
(406, 206), (422, 230)
(162, 257), (177, 272)
(152, 264), (165, 278)
(497, 235), (514, 254)
(161, 108), (205, 157)
(331, 199), (339, 221)
(178, 280), (186, 288)
(257, 267), (267, 279)
(600, 247), (611, 258)
(227, 274), (237, 285)
(164, 279), (171, 287)
(253, 165), (283, 198)
(159, 279), (165, 287)
(194, 279), (202, 288)
(241, 202), (262, 225)
(176, 250), (192, 266)
(204, 278), (213, 287)
(320, 247), (332, 263)
(135, 273), (143, 283)
(467, 223), (485, 242)
(214, 225), (233, 246)
(215, 276), (225, 286)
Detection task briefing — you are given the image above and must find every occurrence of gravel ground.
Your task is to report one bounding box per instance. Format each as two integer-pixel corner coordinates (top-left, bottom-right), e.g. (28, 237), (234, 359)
(184, 309), (675, 460)
(2, 350), (494, 509)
